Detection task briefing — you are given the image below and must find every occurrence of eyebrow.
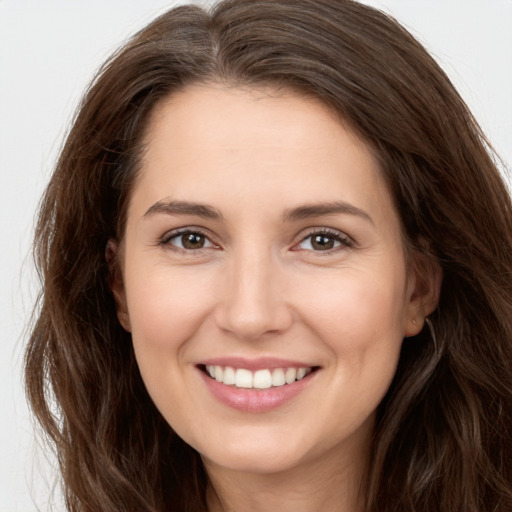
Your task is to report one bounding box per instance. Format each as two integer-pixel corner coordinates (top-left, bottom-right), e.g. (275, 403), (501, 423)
(143, 199), (372, 224)
(283, 201), (374, 224)
(143, 200), (223, 220)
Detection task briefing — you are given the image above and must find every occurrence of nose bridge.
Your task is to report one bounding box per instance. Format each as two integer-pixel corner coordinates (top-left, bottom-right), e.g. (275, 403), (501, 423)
(215, 242), (291, 340)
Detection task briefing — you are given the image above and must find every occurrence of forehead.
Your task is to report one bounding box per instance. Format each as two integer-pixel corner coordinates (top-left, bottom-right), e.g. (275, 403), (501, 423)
(145, 83), (348, 147)
(129, 83), (395, 226)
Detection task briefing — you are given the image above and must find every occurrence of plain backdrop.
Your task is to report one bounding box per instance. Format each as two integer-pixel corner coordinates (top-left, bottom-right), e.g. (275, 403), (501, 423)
(1, 1), (511, 510)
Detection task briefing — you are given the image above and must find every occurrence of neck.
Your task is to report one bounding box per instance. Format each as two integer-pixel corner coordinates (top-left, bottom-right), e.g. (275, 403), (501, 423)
(203, 438), (370, 512)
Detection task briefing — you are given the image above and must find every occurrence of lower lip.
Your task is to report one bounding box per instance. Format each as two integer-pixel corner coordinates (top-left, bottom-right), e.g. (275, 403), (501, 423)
(199, 369), (315, 413)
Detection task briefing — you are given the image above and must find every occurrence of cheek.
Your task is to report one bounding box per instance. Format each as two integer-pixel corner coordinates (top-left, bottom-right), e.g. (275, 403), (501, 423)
(124, 264), (216, 359)
(297, 269), (407, 431)
(298, 266), (408, 347)
(123, 265), (219, 433)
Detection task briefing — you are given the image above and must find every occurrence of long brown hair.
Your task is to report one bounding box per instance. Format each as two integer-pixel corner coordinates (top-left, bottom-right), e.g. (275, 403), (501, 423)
(25, 1), (512, 510)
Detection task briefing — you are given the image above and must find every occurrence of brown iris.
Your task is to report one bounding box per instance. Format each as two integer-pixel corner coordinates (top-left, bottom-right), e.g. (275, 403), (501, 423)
(181, 233), (206, 249)
(311, 234), (336, 250)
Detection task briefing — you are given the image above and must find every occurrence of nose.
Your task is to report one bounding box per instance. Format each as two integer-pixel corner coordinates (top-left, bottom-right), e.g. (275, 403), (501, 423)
(214, 249), (293, 341)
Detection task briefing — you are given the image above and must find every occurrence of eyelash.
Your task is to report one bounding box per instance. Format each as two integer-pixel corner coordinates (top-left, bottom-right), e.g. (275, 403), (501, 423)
(159, 228), (218, 253)
(294, 228), (354, 254)
(158, 227), (354, 254)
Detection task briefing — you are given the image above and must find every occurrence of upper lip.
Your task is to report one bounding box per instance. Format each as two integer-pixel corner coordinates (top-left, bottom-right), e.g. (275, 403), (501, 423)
(198, 357), (318, 371)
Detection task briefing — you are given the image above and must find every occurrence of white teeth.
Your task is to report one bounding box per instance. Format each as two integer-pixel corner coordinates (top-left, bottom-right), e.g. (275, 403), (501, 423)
(253, 369), (272, 389)
(271, 368), (286, 387)
(223, 366), (235, 385)
(204, 365), (313, 389)
(296, 367), (307, 380)
(285, 367), (297, 384)
(235, 368), (253, 388)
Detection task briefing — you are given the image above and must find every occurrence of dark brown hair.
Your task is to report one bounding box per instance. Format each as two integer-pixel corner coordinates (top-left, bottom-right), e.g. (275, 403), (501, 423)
(25, 1), (512, 510)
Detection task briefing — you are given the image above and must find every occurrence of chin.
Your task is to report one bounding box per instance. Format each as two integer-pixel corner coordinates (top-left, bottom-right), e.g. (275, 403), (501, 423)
(198, 433), (308, 475)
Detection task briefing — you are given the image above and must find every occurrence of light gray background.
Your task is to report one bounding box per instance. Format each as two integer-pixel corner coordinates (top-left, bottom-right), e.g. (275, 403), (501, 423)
(1, 1), (511, 510)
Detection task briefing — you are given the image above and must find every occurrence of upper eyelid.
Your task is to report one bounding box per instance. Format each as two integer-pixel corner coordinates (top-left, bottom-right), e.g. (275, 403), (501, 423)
(158, 228), (221, 253)
(291, 230), (355, 256)
(296, 227), (354, 243)
(161, 226), (215, 241)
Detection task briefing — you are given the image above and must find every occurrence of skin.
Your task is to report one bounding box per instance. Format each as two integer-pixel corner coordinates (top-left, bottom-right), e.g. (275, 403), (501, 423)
(111, 84), (441, 511)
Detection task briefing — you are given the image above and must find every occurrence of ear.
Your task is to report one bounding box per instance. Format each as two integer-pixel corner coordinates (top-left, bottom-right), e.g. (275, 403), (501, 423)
(105, 239), (131, 332)
(403, 250), (442, 337)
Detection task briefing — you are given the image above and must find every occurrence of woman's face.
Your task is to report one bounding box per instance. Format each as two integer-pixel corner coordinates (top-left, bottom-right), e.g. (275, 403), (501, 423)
(113, 84), (433, 477)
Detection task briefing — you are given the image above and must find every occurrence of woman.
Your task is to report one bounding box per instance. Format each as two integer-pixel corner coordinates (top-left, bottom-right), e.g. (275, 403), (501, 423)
(25, 0), (512, 511)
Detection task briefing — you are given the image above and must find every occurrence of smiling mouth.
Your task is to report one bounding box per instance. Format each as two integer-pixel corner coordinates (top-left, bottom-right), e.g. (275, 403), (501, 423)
(200, 365), (319, 390)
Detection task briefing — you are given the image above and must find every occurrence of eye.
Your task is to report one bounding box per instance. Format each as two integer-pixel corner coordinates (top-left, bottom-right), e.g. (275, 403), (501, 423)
(161, 230), (217, 251)
(295, 229), (353, 252)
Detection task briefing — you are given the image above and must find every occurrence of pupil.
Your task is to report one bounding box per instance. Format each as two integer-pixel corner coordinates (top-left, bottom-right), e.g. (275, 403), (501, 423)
(183, 233), (204, 249)
(312, 235), (334, 250)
